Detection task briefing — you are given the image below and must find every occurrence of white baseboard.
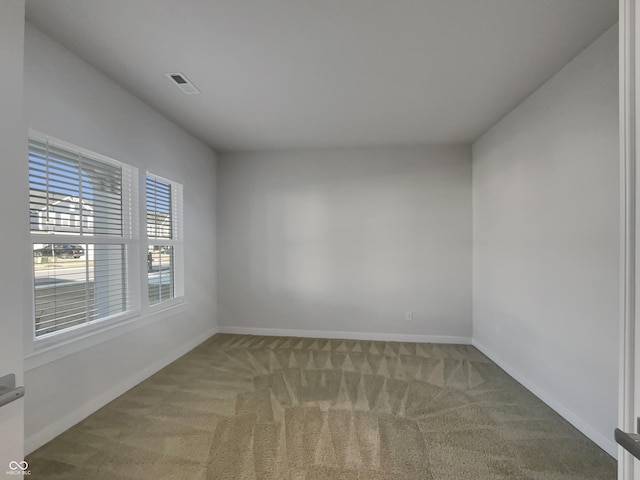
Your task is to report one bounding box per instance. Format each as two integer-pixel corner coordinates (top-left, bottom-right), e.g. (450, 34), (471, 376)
(25, 327), (218, 454)
(218, 325), (472, 345)
(472, 339), (618, 459)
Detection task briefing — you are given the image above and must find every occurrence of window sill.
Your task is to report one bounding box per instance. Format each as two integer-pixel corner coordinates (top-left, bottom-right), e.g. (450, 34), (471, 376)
(24, 297), (186, 371)
(147, 296), (184, 313)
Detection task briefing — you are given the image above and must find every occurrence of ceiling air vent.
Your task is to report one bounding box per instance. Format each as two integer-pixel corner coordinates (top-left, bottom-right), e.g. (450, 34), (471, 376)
(165, 72), (200, 95)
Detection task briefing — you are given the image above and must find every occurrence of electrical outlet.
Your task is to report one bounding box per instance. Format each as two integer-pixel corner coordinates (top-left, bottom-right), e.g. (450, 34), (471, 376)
(405, 311), (413, 322)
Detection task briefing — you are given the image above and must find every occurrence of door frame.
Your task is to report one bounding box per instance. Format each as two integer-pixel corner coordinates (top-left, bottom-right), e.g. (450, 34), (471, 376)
(0, 0), (27, 467)
(620, 0), (638, 478)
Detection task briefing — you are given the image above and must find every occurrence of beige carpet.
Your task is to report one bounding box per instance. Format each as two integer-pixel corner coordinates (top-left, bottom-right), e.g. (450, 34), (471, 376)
(27, 334), (615, 479)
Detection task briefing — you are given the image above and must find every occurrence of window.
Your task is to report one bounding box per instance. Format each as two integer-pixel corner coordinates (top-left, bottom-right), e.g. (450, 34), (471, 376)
(146, 173), (183, 305)
(29, 134), (138, 338)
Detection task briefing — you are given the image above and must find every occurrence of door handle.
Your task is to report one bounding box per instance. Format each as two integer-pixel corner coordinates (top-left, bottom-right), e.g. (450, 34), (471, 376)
(0, 374), (25, 409)
(616, 428), (640, 460)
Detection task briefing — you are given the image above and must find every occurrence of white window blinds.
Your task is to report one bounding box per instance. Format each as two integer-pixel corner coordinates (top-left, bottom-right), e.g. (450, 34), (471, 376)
(146, 175), (172, 239)
(29, 139), (131, 237)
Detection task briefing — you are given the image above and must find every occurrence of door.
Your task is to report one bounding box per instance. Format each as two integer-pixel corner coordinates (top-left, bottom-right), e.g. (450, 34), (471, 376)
(0, 0), (28, 470)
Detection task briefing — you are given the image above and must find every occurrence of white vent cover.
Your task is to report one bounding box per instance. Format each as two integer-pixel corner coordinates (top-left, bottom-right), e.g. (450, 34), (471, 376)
(165, 72), (200, 95)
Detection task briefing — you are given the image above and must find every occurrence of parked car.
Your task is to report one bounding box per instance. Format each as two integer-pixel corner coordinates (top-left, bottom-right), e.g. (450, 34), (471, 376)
(34, 244), (85, 259)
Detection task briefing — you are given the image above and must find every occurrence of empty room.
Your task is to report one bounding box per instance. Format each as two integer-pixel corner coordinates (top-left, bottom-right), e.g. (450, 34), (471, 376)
(0, 0), (634, 479)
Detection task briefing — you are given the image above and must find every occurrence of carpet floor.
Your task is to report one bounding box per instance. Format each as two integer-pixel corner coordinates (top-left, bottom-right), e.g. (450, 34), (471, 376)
(26, 334), (615, 479)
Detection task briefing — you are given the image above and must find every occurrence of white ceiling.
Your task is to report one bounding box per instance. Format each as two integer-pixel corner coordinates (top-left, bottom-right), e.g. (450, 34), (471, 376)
(25, 0), (617, 152)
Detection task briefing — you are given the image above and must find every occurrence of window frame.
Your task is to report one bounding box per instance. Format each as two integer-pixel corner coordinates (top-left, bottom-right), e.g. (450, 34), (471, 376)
(144, 172), (184, 310)
(28, 131), (141, 344)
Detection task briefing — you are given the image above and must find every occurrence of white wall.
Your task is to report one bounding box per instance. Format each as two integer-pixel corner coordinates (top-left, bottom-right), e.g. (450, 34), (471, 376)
(473, 26), (619, 456)
(218, 146), (472, 341)
(22, 24), (218, 452)
(0, 0), (28, 464)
